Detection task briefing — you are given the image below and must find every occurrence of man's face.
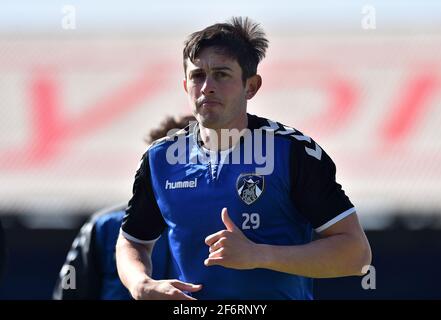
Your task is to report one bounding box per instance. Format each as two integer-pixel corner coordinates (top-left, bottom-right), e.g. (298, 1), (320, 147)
(184, 47), (248, 129)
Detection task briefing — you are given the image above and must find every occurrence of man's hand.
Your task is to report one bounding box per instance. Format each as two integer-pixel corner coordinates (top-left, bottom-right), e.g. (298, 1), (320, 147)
(204, 208), (259, 270)
(131, 278), (202, 300)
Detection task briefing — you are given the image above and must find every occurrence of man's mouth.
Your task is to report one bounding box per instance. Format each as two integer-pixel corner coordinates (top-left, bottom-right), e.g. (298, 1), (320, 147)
(198, 100), (222, 108)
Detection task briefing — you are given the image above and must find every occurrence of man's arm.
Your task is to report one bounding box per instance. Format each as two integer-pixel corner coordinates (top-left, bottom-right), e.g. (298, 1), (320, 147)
(115, 234), (154, 298)
(116, 234), (202, 300)
(256, 211), (371, 277)
(204, 208), (371, 278)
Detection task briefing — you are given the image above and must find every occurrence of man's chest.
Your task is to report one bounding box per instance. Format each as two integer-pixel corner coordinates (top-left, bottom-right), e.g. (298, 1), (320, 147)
(151, 161), (296, 239)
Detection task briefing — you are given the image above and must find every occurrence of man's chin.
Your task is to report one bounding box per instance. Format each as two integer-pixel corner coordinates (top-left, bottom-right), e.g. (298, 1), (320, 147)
(197, 113), (222, 129)
(199, 118), (221, 129)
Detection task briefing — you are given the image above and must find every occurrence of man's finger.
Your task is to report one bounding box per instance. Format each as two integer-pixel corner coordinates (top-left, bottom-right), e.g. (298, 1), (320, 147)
(204, 257), (225, 267)
(172, 281), (203, 293)
(208, 247), (224, 258)
(174, 291), (198, 300)
(221, 208), (238, 232)
(209, 237), (226, 253)
(205, 229), (226, 246)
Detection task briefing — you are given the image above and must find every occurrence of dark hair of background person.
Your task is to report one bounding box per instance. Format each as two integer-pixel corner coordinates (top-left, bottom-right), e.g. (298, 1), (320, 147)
(145, 114), (196, 144)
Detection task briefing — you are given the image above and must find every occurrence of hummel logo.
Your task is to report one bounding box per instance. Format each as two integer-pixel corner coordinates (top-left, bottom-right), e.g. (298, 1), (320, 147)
(165, 178), (198, 190)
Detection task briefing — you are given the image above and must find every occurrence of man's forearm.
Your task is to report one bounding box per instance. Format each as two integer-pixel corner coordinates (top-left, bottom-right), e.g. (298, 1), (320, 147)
(115, 235), (154, 294)
(255, 233), (371, 278)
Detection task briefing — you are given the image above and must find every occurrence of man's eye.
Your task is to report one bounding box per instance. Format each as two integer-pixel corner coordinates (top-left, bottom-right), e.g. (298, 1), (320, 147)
(191, 73), (205, 81)
(215, 72), (229, 79)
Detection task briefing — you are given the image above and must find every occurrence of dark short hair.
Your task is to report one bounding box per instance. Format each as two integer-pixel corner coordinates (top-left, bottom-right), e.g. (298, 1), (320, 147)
(183, 17), (268, 83)
(145, 114), (196, 144)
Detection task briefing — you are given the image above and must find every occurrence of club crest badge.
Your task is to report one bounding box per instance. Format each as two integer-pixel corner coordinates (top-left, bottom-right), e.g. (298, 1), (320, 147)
(236, 174), (265, 205)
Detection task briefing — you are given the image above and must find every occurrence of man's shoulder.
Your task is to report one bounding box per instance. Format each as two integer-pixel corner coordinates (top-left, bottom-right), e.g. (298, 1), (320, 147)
(249, 113), (324, 161)
(81, 203), (126, 236)
(249, 113), (305, 138)
(93, 204), (125, 224)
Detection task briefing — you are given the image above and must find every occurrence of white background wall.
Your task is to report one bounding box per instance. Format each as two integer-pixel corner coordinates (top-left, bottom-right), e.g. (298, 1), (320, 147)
(0, 1), (440, 220)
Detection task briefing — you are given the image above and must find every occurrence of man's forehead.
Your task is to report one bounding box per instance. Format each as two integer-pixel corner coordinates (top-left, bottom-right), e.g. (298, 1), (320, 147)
(186, 49), (239, 72)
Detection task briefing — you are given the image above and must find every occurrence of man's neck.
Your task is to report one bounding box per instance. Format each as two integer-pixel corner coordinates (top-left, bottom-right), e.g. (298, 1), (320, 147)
(199, 113), (248, 151)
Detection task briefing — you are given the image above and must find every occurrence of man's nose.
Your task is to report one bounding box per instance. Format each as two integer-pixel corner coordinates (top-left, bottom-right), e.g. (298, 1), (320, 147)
(201, 76), (216, 95)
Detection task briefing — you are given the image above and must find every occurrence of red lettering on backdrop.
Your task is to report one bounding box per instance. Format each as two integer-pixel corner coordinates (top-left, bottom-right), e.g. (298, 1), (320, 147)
(303, 79), (357, 135)
(263, 63), (439, 151)
(261, 61), (358, 136)
(0, 63), (169, 170)
(380, 73), (438, 146)
(2, 62), (438, 170)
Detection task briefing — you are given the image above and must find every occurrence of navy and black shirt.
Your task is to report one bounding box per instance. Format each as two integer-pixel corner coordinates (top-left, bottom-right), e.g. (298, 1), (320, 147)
(121, 113), (355, 300)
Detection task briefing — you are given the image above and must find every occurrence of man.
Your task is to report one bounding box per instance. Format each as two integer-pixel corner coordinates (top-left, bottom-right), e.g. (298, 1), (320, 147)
(53, 115), (194, 300)
(116, 17), (372, 300)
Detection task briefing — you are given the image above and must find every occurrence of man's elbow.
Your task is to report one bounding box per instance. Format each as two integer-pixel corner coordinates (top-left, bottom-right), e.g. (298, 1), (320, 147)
(350, 238), (372, 276)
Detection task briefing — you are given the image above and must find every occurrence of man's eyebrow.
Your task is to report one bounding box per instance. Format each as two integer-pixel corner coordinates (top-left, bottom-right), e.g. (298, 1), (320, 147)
(211, 67), (233, 72)
(189, 66), (232, 74)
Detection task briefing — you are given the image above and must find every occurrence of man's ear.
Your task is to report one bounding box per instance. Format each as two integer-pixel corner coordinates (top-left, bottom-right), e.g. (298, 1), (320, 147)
(245, 74), (262, 100)
(183, 78), (188, 93)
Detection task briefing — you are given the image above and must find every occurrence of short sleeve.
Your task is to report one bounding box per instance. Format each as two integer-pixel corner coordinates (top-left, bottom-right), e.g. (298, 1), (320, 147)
(121, 151), (166, 243)
(290, 138), (355, 232)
